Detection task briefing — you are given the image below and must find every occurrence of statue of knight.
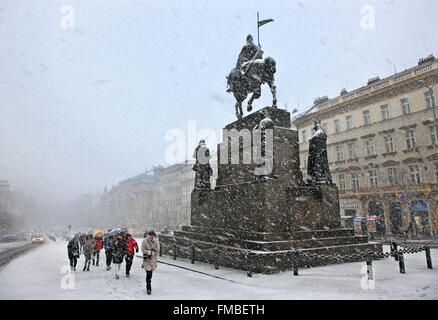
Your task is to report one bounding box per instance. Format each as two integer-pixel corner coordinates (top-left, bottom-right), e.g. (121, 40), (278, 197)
(235, 35), (264, 78)
(226, 34), (277, 119)
(192, 139), (213, 189)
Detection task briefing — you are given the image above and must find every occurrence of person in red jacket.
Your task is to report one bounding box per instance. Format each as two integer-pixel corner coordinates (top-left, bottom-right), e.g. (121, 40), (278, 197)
(125, 233), (138, 277)
(93, 234), (103, 266)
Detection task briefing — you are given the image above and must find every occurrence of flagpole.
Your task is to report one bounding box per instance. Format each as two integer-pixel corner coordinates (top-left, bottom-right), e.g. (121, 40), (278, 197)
(257, 12), (260, 46)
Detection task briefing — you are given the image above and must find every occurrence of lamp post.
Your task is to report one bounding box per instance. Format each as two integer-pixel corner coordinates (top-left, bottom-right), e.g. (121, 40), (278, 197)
(417, 80), (437, 143)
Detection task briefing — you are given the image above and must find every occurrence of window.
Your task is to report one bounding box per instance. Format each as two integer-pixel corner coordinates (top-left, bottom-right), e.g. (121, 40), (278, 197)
(384, 135), (394, 153)
(302, 153), (308, 167)
(336, 145), (344, 161)
(380, 104), (390, 121)
(301, 130), (307, 143)
(366, 139), (375, 156)
(409, 165), (421, 184)
(363, 110), (371, 125)
(387, 167), (398, 186)
(322, 122), (328, 134)
(369, 170), (379, 188)
(405, 130), (416, 149)
(351, 172), (360, 189)
(429, 126), (437, 145)
(327, 150), (331, 163)
(348, 143), (356, 159)
(346, 115), (353, 129)
(338, 174), (345, 190)
(401, 98), (411, 115)
(425, 91), (436, 109)
(334, 119), (340, 133)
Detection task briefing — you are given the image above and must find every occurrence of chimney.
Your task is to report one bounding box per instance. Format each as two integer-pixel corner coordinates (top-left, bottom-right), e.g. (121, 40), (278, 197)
(314, 96), (329, 105)
(418, 54), (435, 66)
(367, 76), (380, 85)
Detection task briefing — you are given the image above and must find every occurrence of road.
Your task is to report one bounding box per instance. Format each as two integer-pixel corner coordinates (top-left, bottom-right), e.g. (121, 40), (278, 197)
(0, 240), (437, 299)
(0, 241), (40, 268)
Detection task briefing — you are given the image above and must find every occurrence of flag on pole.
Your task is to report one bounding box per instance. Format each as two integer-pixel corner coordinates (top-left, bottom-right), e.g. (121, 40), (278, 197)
(258, 18), (274, 27)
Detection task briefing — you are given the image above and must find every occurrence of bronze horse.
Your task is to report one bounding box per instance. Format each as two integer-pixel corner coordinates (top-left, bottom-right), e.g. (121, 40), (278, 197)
(227, 57), (277, 119)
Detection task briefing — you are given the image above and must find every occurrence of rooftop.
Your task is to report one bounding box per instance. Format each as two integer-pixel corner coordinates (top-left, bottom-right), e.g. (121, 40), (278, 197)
(293, 54), (437, 123)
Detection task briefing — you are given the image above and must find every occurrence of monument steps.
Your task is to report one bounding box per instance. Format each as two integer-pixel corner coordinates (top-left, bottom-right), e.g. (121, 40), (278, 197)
(174, 229), (368, 250)
(159, 234), (382, 272)
(181, 225), (356, 241)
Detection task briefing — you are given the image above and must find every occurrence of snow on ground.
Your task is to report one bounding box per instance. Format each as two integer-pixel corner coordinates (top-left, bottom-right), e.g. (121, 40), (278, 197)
(0, 241), (30, 253)
(0, 241), (437, 300)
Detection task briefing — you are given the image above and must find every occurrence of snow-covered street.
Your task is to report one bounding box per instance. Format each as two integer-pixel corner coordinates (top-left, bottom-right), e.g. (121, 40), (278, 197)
(0, 240), (437, 300)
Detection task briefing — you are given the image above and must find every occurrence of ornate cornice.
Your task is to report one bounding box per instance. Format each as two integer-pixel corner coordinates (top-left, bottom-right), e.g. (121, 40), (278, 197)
(378, 128), (395, 135)
(327, 137), (358, 147)
(294, 66), (438, 127)
(399, 124), (417, 131)
(361, 133), (376, 139)
(426, 153), (438, 161)
(402, 157), (423, 164)
(382, 160), (398, 167)
(363, 163), (379, 169)
(382, 151), (397, 157)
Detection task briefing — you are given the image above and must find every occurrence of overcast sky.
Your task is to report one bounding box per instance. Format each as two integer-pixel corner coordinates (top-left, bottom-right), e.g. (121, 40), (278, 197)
(1, 0), (437, 220)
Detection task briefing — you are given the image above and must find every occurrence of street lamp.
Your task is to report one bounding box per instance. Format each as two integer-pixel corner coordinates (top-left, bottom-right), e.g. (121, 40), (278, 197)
(417, 80), (437, 144)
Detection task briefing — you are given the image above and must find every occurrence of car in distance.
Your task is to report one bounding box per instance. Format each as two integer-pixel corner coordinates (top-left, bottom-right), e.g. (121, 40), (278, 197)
(31, 233), (44, 244)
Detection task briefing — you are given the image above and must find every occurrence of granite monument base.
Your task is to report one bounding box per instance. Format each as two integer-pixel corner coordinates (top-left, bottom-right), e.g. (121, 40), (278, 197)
(158, 107), (382, 273)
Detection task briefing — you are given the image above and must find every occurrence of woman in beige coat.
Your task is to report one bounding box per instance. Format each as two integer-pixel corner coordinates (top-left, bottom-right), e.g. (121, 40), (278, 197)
(141, 230), (160, 295)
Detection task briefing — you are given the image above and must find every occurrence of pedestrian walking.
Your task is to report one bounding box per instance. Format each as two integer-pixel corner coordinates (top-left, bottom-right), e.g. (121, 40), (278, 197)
(103, 233), (114, 270)
(141, 230), (160, 295)
(93, 233), (103, 266)
(79, 233), (86, 254)
(125, 233), (139, 278)
(112, 234), (126, 279)
(82, 233), (94, 271)
(67, 234), (80, 271)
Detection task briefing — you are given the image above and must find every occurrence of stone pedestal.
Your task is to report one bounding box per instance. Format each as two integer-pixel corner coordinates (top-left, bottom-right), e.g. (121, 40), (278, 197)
(160, 107), (382, 273)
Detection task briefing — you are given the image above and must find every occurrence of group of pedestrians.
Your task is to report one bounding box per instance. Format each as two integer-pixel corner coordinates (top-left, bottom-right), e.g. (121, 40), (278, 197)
(67, 230), (159, 295)
(68, 232), (103, 271)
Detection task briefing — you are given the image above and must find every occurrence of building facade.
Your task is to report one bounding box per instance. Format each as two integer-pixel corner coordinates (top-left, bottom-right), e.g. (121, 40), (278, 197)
(0, 180), (34, 234)
(153, 152), (218, 231)
(82, 151), (218, 233)
(294, 55), (438, 238)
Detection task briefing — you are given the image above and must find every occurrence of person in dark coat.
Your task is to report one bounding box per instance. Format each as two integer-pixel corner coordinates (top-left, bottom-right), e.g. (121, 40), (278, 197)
(79, 233), (86, 254)
(103, 234), (114, 270)
(125, 233), (139, 278)
(112, 234), (126, 279)
(82, 234), (94, 271)
(67, 234), (80, 271)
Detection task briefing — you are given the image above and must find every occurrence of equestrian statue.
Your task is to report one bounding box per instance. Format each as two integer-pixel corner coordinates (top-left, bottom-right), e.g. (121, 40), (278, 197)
(226, 34), (277, 119)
